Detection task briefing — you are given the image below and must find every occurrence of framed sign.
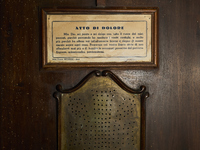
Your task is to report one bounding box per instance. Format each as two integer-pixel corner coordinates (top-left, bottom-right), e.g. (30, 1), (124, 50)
(42, 8), (158, 69)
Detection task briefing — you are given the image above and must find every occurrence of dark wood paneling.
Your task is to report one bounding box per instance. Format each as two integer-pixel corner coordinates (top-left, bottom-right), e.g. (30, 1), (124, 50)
(0, 0), (200, 150)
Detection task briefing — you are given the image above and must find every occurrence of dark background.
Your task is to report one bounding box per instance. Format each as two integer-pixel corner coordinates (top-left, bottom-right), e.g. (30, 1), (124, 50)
(1, 0), (200, 149)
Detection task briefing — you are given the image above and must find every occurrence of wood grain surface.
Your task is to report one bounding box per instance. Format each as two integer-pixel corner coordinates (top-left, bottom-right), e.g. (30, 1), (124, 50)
(0, 0), (200, 149)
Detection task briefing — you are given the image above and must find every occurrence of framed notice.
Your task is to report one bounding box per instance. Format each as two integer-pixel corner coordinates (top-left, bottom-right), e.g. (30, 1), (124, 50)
(42, 8), (158, 69)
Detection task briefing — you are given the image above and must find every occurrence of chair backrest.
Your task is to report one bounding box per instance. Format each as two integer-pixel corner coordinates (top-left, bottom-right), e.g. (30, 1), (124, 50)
(54, 70), (149, 150)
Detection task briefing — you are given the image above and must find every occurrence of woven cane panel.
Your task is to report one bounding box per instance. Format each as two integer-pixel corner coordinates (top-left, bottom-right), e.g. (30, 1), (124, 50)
(60, 76), (141, 150)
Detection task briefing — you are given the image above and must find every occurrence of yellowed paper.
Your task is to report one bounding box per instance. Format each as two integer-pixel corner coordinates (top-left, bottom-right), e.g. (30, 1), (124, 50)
(47, 14), (152, 63)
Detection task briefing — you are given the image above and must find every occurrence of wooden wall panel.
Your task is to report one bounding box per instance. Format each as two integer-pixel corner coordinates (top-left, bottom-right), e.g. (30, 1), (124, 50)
(0, 0), (200, 150)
